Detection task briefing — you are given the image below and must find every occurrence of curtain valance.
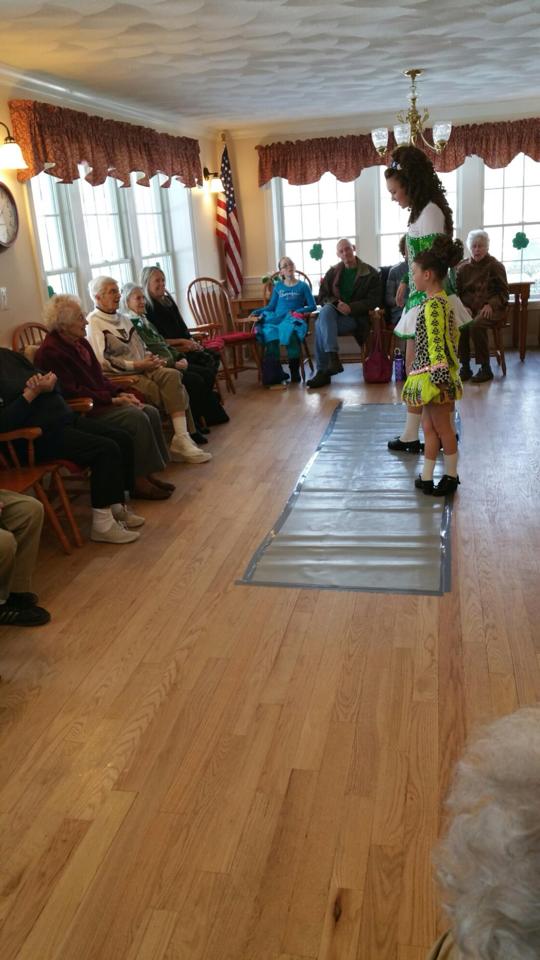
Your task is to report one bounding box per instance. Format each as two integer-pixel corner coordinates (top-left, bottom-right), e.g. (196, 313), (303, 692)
(256, 117), (540, 186)
(9, 99), (202, 187)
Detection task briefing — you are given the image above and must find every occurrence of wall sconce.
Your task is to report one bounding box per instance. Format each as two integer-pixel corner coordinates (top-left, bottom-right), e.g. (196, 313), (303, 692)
(0, 122), (28, 170)
(203, 166), (223, 193)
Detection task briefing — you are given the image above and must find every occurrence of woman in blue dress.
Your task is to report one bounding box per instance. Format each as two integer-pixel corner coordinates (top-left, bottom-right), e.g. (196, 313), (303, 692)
(252, 256), (316, 385)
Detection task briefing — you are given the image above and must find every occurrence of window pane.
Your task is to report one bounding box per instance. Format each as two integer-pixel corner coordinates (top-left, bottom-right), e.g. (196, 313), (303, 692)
(524, 186), (540, 218)
(380, 234), (403, 266)
(504, 154), (524, 187)
(47, 272), (78, 296)
(484, 189), (503, 225)
(282, 179), (302, 205)
(318, 173), (337, 203)
(503, 187), (523, 224)
(484, 166), (504, 189)
(300, 182), (319, 205)
(79, 176), (128, 270)
(142, 254), (175, 295)
(486, 226), (503, 260)
(91, 262), (133, 287)
(523, 155), (540, 186)
(283, 205), (302, 240)
(301, 204), (319, 239)
(337, 200), (356, 238)
(336, 178), (353, 202)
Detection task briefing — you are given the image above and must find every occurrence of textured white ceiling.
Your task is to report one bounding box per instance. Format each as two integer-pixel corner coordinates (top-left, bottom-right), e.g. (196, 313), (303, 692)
(2, 0), (539, 134)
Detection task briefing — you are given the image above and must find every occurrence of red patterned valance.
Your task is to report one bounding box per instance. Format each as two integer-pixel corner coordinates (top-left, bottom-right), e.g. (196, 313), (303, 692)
(9, 99), (202, 187)
(256, 117), (540, 186)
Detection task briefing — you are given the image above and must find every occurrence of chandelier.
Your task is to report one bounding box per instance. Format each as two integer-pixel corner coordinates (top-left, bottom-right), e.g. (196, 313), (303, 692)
(371, 69), (452, 156)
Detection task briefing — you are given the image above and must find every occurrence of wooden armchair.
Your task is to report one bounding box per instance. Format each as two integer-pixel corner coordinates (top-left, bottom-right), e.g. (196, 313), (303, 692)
(187, 277), (261, 391)
(0, 428), (83, 555)
(12, 322), (136, 390)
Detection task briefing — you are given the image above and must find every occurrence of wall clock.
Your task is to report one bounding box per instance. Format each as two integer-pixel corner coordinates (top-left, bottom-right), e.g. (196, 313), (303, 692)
(0, 181), (19, 249)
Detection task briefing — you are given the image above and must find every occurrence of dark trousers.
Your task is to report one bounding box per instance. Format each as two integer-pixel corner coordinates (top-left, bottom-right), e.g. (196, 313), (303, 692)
(459, 314), (497, 366)
(35, 419), (134, 508)
(182, 364), (217, 425)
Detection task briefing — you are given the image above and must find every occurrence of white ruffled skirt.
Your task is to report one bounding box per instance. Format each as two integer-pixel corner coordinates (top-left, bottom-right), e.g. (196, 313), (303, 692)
(394, 294), (472, 339)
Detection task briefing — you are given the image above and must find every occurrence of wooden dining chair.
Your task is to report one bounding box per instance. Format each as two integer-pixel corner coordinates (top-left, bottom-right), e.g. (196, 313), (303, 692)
(0, 428), (83, 554)
(187, 277), (261, 391)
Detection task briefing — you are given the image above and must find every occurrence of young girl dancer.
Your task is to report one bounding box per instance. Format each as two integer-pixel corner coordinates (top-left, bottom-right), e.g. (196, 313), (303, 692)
(403, 235), (464, 496)
(252, 256), (316, 386)
(384, 146), (469, 453)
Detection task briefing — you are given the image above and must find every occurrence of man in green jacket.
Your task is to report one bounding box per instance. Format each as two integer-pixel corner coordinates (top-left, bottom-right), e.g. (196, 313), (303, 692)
(307, 238), (381, 388)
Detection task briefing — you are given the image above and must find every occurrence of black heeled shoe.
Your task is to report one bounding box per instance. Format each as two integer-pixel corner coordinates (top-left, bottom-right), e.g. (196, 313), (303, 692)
(433, 474), (460, 496)
(414, 475), (434, 495)
(388, 437), (425, 454)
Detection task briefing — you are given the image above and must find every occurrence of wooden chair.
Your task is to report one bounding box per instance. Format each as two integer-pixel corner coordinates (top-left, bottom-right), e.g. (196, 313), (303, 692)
(258, 270), (316, 382)
(12, 322), (136, 390)
(0, 428), (83, 555)
(187, 277), (262, 392)
(490, 308), (511, 376)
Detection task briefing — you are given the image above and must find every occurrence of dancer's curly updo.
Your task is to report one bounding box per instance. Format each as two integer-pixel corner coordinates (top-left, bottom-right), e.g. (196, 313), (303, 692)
(413, 234), (464, 280)
(384, 145), (454, 236)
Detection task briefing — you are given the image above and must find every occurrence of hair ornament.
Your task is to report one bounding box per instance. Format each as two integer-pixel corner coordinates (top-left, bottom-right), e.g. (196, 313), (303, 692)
(390, 160), (402, 170)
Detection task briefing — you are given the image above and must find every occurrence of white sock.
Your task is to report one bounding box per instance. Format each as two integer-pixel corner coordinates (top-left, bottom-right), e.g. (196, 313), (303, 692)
(111, 502), (126, 519)
(421, 458), (436, 481)
(400, 412), (421, 442)
(443, 452), (458, 477)
(172, 413), (189, 440)
(92, 507), (115, 532)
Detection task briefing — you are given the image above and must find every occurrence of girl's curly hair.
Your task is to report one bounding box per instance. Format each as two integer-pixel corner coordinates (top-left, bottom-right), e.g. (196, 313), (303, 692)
(414, 234), (464, 279)
(384, 145), (454, 235)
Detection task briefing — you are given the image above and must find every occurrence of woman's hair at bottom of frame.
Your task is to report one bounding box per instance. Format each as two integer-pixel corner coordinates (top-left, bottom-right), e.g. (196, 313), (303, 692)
(434, 705), (540, 960)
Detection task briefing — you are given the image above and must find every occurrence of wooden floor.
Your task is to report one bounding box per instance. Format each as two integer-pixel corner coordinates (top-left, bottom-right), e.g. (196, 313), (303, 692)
(1, 352), (539, 960)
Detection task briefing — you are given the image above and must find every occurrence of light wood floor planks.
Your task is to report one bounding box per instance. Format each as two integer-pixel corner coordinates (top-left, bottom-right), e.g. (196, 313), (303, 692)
(0, 352), (539, 959)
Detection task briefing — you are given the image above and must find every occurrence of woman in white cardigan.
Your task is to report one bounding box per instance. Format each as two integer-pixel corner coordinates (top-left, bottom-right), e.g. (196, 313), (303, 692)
(86, 275), (211, 463)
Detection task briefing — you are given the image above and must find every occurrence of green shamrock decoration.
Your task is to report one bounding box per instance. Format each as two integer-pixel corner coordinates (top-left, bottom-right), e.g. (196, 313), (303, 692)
(512, 232), (529, 250)
(309, 242), (324, 262)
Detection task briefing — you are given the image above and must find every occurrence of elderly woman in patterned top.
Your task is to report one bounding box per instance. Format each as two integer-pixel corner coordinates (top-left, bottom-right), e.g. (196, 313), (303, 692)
(456, 229), (509, 383)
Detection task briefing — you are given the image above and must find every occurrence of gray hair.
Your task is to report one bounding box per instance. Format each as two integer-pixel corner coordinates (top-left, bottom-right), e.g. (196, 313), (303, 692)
(434, 706), (540, 959)
(42, 293), (82, 331)
(466, 229), (490, 252)
(119, 282), (144, 316)
(88, 275), (119, 303)
(139, 265), (165, 303)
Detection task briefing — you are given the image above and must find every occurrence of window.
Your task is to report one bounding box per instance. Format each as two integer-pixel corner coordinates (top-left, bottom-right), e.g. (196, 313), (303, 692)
(30, 173), (78, 296)
(131, 175), (176, 295)
(483, 153), (540, 295)
(29, 169), (192, 306)
(78, 171), (133, 287)
(277, 173), (356, 287)
(378, 167), (458, 267)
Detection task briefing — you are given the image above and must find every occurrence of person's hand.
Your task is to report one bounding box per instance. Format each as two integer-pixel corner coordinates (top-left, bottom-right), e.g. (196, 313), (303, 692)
(113, 392), (143, 408)
(396, 282), (408, 308)
(176, 338), (198, 352)
(478, 303), (493, 320)
(336, 300), (351, 315)
(175, 359), (188, 371)
(23, 371), (57, 402)
(135, 356), (162, 372)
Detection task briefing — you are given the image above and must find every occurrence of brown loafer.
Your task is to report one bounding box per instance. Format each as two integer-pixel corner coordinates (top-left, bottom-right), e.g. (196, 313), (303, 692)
(148, 475), (176, 492)
(132, 479), (170, 500)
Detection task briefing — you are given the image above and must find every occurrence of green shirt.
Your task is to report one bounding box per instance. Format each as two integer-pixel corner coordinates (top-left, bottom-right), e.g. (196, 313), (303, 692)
(129, 313), (181, 366)
(339, 267), (358, 304)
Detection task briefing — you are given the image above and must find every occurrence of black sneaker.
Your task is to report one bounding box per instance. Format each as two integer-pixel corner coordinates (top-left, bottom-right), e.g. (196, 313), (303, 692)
(460, 364), (473, 381)
(190, 432), (209, 445)
(7, 591), (39, 609)
(306, 371), (331, 388)
(414, 475), (434, 494)
(0, 604), (51, 627)
(388, 437), (425, 454)
(433, 474), (460, 496)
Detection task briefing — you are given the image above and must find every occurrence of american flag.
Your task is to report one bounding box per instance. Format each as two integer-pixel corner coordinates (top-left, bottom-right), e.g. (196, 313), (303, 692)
(216, 146), (243, 297)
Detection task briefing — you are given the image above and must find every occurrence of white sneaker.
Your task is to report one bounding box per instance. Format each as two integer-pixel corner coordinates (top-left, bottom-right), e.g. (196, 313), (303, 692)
(91, 521), (140, 544)
(112, 505), (145, 529)
(169, 436), (212, 464)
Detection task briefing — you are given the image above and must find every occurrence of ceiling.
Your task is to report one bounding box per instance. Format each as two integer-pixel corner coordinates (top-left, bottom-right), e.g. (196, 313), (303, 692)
(2, 0), (539, 137)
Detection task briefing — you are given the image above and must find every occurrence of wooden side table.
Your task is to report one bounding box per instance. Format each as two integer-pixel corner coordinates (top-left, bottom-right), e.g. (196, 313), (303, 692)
(508, 280), (531, 361)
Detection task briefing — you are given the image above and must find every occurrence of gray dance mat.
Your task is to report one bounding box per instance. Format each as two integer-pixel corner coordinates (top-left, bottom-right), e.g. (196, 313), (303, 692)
(239, 403), (453, 595)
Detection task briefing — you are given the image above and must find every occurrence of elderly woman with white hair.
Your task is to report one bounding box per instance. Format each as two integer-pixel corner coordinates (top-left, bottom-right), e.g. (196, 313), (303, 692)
(35, 294), (174, 501)
(456, 230), (509, 383)
(86, 275), (211, 460)
(428, 706), (540, 959)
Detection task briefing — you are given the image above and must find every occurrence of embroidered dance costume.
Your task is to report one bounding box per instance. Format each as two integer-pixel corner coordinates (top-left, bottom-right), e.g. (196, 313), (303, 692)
(402, 291), (463, 407)
(395, 202), (471, 340)
(252, 280), (316, 356)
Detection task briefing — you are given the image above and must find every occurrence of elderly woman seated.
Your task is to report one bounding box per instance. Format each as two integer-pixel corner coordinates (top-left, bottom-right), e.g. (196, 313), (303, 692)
(456, 229), (509, 383)
(86, 275), (211, 460)
(35, 294), (175, 501)
(140, 266), (229, 428)
(0, 348), (142, 544)
(428, 706), (540, 959)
